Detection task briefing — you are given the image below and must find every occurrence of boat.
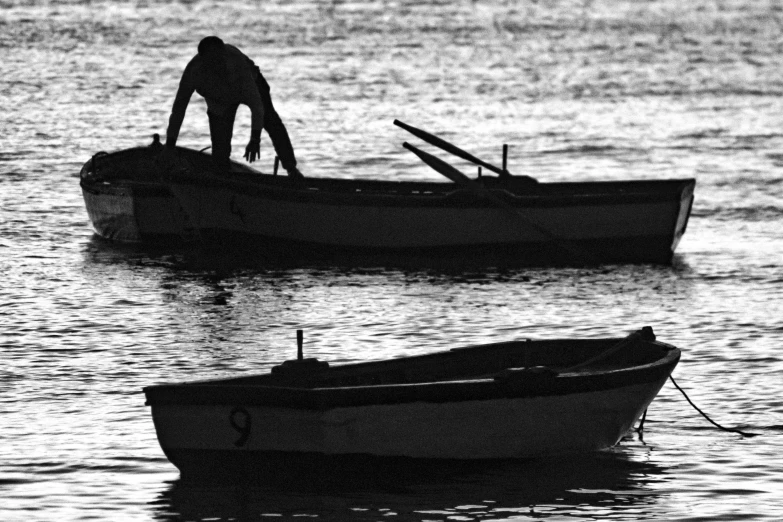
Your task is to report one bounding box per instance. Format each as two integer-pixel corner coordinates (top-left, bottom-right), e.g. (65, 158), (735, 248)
(79, 122), (695, 266)
(144, 327), (680, 478)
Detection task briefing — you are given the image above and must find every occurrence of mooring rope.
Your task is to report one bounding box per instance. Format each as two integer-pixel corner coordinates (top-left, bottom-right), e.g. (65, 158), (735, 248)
(669, 375), (757, 438)
(636, 408), (647, 433)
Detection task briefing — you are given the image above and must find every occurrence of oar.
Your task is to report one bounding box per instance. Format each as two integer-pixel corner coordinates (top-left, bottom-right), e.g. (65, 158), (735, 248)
(403, 141), (597, 263)
(395, 119), (513, 178)
(563, 330), (645, 372)
(402, 142), (476, 187)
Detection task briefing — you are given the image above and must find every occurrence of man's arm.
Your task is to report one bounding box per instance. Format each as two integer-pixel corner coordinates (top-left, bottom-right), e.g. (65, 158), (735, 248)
(165, 61), (197, 147)
(240, 67), (265, 162)
(241, 70), (265, 135)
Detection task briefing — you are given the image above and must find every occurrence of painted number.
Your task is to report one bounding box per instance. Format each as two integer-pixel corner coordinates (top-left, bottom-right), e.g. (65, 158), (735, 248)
(229, 406), (252, 447)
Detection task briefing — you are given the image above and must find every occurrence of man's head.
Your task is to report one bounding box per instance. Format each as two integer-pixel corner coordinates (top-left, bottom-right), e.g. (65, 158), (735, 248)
(198, 36), (226, 69)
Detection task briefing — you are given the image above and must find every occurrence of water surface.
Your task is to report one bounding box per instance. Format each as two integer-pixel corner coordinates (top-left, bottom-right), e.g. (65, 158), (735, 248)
(1, 0), (782, 520)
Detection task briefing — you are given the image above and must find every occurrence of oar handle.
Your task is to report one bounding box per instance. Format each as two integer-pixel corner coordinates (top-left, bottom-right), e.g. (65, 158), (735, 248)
(395, 119), (509, 177)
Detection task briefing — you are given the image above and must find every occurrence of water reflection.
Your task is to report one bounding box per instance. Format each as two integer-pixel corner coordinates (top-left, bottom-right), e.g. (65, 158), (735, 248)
(80, 233), (697, 363)
(82, 233), (693, 280)
(151, 449), (666, 521)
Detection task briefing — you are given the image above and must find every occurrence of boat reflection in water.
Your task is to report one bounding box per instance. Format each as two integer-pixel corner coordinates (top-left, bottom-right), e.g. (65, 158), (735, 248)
(153, 449), (666, 520)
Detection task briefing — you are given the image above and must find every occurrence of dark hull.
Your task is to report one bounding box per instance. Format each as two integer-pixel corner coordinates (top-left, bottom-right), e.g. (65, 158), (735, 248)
(81, 145), (695, 266)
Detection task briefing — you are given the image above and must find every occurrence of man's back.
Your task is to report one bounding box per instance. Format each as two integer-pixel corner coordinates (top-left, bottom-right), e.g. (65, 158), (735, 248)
(167, 43), (264, 145)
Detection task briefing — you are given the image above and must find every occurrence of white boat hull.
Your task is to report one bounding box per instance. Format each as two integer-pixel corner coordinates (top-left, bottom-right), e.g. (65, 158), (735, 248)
(150, 379), (664, 463)
(144, 330), (680, 477)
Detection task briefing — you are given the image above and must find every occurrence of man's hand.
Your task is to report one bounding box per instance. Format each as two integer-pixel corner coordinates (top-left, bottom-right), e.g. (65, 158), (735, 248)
(244, 128), (262, 163)
(244, 139), (260, 163)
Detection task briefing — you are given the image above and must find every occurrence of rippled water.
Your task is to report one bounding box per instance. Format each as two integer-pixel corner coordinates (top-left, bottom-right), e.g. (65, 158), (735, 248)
(2, 0), (783, 520)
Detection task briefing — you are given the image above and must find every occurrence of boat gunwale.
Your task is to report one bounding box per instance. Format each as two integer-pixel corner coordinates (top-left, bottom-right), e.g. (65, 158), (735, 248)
(80, 146), (696, 209)
(143, 341), (680, 410)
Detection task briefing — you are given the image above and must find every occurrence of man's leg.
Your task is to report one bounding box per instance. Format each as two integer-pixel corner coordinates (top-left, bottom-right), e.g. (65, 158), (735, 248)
(254, 69), (298, 173)
(207, 105), (238, 172)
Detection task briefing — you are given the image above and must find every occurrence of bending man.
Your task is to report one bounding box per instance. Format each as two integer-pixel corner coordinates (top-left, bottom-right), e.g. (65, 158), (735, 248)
(164, 36), (303, 177)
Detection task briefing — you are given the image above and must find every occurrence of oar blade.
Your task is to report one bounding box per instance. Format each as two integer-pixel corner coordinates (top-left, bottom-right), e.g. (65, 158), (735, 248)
(402, 142), (474, 186)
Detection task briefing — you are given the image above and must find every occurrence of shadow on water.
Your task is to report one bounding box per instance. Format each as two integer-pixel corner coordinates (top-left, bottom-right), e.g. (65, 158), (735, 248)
(79, 234), (553, 275)
(82, 234), (693, 279)
(80, 235), (543, 291)
(149, 451), (667, 521)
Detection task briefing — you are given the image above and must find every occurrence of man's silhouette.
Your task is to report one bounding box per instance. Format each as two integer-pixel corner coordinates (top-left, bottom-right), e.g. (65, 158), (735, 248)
(164, 36), (302, 178)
